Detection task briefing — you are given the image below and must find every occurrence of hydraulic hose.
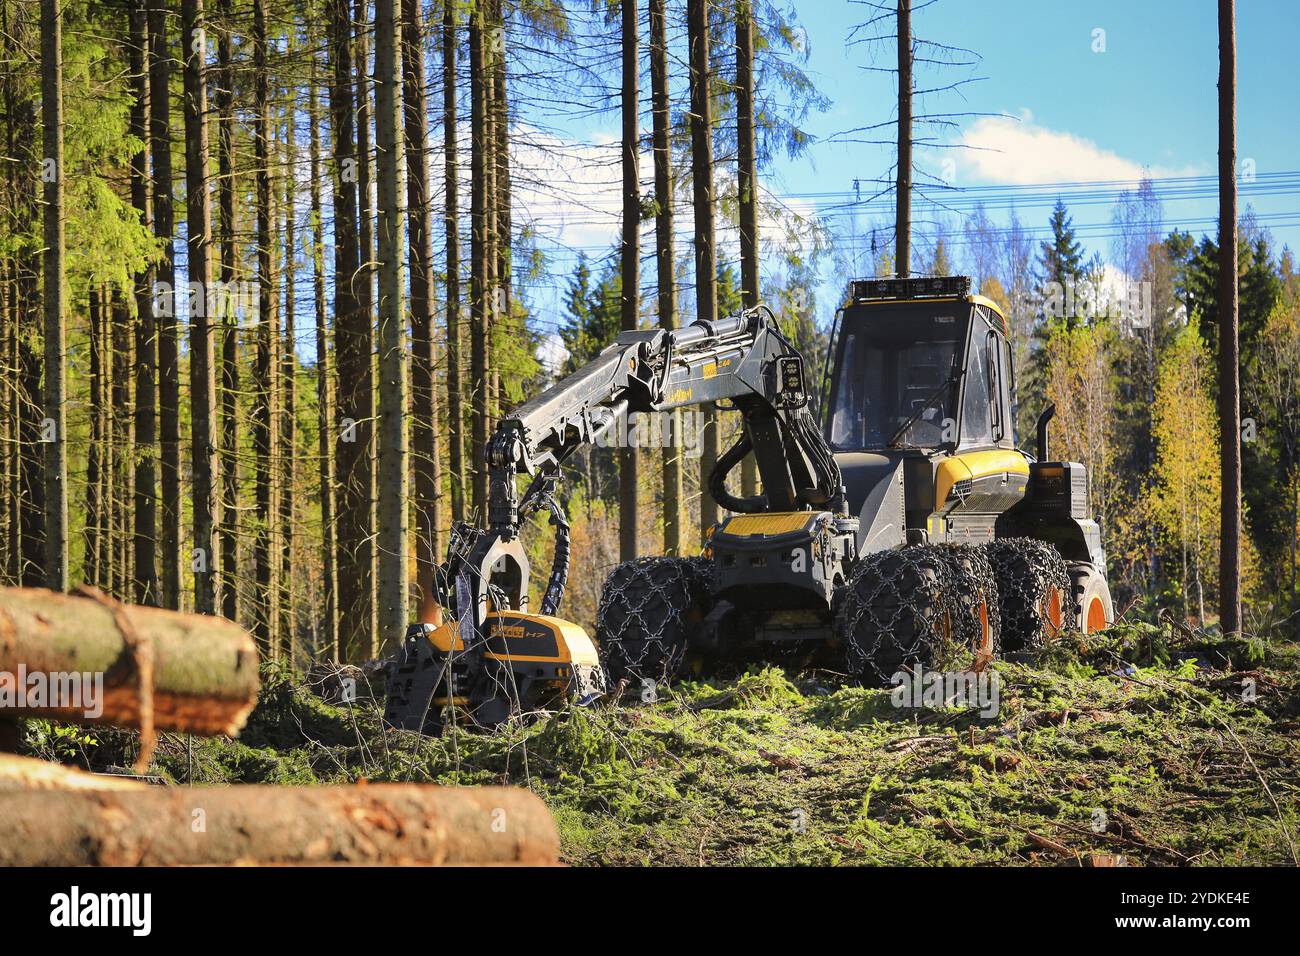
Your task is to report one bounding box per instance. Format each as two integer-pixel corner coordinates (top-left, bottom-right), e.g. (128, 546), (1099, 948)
(709, 433), (769, 514)
(535, 493), (571, 616)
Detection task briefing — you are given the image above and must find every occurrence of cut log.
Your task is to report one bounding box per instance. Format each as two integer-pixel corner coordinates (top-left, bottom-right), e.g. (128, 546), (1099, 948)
(0, 585), (259, 737)
(0, 753), (149, 792)
(0, 784), (558, 866)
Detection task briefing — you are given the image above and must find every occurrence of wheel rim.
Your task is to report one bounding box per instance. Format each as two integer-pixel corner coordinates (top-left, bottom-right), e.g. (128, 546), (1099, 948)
(1085, 595), (1107, 633)
(973, 597), (993, 668)
(1043, 586), (1064, 638)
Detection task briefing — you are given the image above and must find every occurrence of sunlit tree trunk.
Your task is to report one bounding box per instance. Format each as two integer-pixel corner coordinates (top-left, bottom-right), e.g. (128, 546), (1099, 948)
(404, 0), (444, 621)
(650, 0), (681, 556)
(688, 0), (718, 543)
(148, 0), (182, 609)
(1217, 0), (1241, 636)
(619, 0), (640, 561)
(181, 0), (219, 614)
(375, 0), (409, 652)
(442, 0), (465, 520)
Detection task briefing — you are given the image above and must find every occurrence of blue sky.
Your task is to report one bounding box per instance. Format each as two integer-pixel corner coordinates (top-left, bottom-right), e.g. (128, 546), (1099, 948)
(516, 0), (1300, 336)
(765, 0), (1299, 280)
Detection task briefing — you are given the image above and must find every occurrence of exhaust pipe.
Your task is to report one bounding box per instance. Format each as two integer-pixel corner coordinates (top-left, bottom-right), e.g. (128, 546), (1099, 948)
(1036, 403), (1056, 462)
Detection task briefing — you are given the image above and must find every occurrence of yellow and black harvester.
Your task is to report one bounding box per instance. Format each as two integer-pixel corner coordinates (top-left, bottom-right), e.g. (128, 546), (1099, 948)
(385, 276), (1112, 732)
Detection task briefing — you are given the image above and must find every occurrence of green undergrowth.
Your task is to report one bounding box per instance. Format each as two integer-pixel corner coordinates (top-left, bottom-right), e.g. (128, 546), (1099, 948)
(23, 621), (1300, 866)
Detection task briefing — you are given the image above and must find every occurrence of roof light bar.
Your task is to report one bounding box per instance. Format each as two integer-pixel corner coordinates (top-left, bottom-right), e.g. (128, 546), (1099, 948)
(850, 275), (971, 302)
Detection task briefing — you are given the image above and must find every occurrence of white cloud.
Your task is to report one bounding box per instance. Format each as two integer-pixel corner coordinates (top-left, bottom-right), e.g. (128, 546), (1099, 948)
(953, 111), (1202, 185)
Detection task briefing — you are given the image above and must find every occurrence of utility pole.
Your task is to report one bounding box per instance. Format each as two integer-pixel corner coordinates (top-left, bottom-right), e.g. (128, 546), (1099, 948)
(896, 0), (912, 277)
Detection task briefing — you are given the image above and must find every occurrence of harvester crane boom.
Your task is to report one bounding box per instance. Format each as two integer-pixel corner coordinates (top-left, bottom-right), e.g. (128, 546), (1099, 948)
(460, 306), (844, 625)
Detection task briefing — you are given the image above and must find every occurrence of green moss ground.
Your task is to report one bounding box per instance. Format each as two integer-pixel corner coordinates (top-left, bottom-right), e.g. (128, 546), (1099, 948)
(27, 622), (1300, 866)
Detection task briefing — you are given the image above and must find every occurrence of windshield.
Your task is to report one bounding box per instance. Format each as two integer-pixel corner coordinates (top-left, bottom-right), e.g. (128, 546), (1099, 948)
(827, 305), (967, 450)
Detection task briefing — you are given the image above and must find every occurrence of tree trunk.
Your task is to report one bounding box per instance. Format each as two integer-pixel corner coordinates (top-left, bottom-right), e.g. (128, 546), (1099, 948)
(404, 0), (443, 623)
(148, 1), (181, 610)
(129, 0), (158, 607)
(491, 0), (509, 427)
(469, 5), (491, 517)
(619, 0), (640, 561)
(330, 0), (373, 662)
(1217, 0), (1241, 636)
(895, 0), (911, 277)
(6, 3), (44, 589)
(95, 288), (114, 589)
(736, 0), (759, 499)
(0, 783), (557, 866)
(0, 585), (260, 737)
(181, 0), (219, 615)
(40, 0), (67, 592)
(216, 0), (238, 621)
(688, 0), (718, 544)
(650, 0), (681, 556)
(310, 54), (340, 662)
(375, 0), (409, 653)
(110, 290), (134, 598)
(281, 51), (299, 659)
(343, 0), (378, 659)
(85, 288), (105, 587)
(253, 0), (280, 658)
(442, 0), (464, 520)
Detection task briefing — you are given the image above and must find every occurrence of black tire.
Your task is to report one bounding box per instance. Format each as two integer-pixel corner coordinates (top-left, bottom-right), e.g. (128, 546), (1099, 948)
(835, 546), (964, 686)
(936, 543), (1001, 662)
(984, 538), (1070, 652)
(595, 556), (711, 685)
(1068, 562), (1114, 634)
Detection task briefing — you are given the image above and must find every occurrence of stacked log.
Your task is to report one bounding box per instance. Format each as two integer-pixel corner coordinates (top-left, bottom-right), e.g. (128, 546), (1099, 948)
(0, 784), (558, 866)
(0, 586), (562, 866)
(0, 586), (260, 737)
(0, 753), (147, 792)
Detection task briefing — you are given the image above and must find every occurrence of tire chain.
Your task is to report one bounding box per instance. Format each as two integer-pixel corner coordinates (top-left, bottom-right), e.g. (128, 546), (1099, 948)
(935, 542), (1002, 659)
(982, 537), (1070, 652)
(835, 545), (965, 685)
(595, 555), (712, 684)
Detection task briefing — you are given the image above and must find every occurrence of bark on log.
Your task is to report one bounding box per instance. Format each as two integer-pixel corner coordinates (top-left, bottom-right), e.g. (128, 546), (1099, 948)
(0, 586), (259, 736)
(0, 784), (558, 866)
(0, 754), (147, 792)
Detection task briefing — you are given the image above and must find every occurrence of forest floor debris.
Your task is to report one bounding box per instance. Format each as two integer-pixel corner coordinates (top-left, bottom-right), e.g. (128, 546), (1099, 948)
(21, 620), (1300, 866)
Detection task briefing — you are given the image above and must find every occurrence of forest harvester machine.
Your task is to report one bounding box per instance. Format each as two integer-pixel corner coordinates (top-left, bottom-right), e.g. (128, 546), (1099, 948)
(385, 275), (1113, 732)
